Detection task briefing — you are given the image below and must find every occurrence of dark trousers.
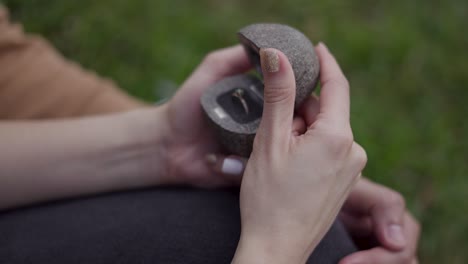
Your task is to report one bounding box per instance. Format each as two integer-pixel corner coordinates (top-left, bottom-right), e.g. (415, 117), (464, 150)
(0, 187), (357, 263)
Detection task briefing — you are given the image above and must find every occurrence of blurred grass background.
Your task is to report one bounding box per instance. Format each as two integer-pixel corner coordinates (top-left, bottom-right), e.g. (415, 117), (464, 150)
(2, 0), (467, 262)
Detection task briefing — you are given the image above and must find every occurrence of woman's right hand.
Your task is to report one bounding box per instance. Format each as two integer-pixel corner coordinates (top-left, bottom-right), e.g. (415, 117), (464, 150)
(232, 43), (367, 264)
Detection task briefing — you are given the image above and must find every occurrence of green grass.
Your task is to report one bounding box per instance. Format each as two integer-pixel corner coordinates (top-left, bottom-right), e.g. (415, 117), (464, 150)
(3, 0), (468, 262)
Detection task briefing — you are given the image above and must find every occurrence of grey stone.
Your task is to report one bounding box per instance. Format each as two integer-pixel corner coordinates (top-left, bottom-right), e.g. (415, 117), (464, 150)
(200, 24), (320, 157)
(238, 23), (320, 108)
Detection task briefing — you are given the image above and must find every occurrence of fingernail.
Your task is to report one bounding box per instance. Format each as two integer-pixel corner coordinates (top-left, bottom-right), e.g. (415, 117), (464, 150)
(205, 154), (217, 165)
(260, 49), (279, 73)
(221, 158), (244, 175)
(387, 224), (406, 246)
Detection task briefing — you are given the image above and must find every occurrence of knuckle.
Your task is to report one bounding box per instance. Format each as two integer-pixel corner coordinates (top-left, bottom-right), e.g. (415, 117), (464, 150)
(203, 51), (219, 64)
(351, 143), (368, 171)
(202, 51), (226, 70)
(325, 131), (354, 154)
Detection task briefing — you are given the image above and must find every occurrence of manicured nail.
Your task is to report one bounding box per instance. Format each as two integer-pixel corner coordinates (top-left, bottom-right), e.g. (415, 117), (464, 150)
(221, 158), (244, 175)
(387, 224), (406, 246)
(205, 154), (217, 165)
(260, 49), (280, 73)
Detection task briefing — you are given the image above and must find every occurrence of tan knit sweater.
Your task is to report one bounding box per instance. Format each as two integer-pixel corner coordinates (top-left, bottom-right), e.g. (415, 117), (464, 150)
(0, 6), (146, 119)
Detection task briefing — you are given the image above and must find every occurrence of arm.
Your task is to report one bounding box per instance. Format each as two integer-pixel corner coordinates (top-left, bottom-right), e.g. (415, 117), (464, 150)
(0, 107), (168, 210)
(0, 45), (252, 210)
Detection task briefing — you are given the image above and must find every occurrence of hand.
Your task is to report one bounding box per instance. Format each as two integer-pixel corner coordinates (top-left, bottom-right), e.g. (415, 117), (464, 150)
(232, 43), (367, 263)
(160, 45), (252, 187)
(339, 178), (421, 264)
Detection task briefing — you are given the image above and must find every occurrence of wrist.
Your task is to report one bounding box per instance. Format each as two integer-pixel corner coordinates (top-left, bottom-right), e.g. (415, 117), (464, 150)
(119, 105), (171, 186)
(233, 231), (315, 264)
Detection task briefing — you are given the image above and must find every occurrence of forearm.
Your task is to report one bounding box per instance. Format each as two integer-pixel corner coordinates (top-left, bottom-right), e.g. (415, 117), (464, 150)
(0, 107), (169, 210)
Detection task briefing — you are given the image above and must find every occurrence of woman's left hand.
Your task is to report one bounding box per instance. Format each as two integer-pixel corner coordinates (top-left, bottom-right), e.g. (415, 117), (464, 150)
(159, 45), (251, 187)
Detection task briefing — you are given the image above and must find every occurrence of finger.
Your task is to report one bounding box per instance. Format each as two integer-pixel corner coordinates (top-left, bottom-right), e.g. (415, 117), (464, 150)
(291, 116), (306, 136)
(256, 48), (296, 146)
(342, 178), (407, 250)
(297, 93), (320, 127)
(315, 43), (350, 126)
(339, 247), (406, 264)
(340, 211), (420, 264)
(182, 45), (252, 95)
(172, 45), (252, 119)
(403, 212), (421, 259)
(198, 45), (252, 77)
(205, 153), (246, 179)
(339, 211), (373, 238)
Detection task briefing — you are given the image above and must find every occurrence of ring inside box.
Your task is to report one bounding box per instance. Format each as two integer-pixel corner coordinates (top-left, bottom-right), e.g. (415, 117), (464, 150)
(216, 86), (263, 124)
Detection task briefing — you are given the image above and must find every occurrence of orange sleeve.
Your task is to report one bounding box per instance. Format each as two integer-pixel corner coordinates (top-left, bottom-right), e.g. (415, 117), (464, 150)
(0, 6), (147, 119)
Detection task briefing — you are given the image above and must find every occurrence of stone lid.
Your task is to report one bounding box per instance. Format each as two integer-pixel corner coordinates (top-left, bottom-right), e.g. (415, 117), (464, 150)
(238, 23), (320, 108)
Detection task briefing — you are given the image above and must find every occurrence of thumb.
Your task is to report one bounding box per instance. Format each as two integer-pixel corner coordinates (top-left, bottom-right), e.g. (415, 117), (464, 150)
(257, 48), (296, 143)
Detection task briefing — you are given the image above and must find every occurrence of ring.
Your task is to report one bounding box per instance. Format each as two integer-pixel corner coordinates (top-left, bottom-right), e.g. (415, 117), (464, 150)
(232, 88), (249, 115)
